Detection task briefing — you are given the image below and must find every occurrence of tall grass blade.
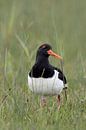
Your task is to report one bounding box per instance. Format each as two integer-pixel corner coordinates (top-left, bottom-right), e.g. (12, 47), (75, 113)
(15, 34), (29, 58)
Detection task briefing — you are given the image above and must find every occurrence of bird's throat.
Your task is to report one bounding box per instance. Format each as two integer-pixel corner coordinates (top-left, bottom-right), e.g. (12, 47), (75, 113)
(36, 56), (49, 66)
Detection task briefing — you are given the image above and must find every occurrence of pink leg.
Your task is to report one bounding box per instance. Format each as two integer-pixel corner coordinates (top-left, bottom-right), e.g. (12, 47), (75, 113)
(40, 96), (47, 107)
(56, 95), (61, 110)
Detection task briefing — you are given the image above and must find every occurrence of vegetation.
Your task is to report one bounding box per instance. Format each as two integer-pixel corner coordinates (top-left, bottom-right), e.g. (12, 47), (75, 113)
(0, 0), (86, 130)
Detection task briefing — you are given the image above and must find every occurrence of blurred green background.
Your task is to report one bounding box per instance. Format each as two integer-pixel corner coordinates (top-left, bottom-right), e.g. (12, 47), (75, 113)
(0, 0), (86, 130)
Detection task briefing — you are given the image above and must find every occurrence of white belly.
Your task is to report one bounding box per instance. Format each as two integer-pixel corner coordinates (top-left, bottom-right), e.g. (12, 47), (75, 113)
(28, 70), (64, 95)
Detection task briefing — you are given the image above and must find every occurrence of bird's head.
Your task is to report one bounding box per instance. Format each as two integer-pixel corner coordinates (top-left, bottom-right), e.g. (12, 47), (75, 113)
(36, 43), (63, 60)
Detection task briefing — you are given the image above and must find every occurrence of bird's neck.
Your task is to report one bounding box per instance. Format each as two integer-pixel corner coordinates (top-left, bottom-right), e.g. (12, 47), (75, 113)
(36, 56), (49, 66)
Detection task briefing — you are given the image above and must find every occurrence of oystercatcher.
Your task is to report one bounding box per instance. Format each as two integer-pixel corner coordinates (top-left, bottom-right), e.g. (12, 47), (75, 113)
(28, 43), (67, 109)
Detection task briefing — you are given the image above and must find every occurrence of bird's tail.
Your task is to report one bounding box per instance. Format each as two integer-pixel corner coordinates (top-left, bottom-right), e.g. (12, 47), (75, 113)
(63, 83), (68, 90)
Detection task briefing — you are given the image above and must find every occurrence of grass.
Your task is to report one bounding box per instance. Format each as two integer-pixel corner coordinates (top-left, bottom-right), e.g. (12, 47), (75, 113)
(0, 0), (86, 130)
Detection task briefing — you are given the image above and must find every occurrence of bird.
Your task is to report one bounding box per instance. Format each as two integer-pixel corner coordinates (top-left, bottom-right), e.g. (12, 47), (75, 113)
(28, 43), (67, 109)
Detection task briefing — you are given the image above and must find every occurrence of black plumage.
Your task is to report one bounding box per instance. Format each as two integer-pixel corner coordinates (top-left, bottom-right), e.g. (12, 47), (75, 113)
(29, 43), (67, 84)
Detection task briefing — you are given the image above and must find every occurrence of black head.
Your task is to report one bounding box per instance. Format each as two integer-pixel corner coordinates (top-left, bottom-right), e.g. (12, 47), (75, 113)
(37, 43), (52, 58)
(36, 43), (62, 60)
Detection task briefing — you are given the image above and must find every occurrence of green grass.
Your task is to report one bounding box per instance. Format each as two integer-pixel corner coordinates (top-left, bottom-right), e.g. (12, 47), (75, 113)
(0, 0), (86, 130)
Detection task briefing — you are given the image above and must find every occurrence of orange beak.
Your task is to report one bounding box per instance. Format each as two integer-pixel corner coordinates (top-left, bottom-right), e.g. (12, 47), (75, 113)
(47, 50), (63, 60)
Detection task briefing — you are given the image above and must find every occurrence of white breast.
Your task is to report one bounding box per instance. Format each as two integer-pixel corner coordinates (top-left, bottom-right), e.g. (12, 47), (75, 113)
(28, 70), (64, 95)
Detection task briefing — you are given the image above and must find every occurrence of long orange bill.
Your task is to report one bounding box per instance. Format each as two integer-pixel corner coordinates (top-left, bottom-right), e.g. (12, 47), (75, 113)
(47, 50), (63, 60)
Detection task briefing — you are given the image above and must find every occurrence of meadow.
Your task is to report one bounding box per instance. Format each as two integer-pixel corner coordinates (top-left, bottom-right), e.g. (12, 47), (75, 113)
(0, 0), (86, 130)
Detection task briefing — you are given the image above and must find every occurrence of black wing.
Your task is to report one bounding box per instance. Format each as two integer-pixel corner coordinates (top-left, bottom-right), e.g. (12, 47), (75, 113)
(50, 65), (67, 84)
